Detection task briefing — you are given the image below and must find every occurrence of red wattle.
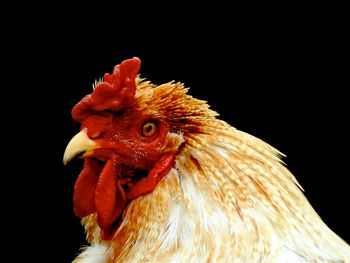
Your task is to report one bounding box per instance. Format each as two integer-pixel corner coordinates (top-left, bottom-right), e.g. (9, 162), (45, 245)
(94, 155), (126, 237)
(73, 158), (102, 218)
(73, 156), (127, 239)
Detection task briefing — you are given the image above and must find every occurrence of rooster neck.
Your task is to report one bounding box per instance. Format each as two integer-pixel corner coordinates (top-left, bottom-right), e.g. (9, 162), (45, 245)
(81, 168), (232, 262)
(80, 124), (350, 262)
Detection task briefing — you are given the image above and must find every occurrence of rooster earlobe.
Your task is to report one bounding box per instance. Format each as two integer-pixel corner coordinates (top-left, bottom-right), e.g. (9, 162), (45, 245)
(126, 152), (177, 200)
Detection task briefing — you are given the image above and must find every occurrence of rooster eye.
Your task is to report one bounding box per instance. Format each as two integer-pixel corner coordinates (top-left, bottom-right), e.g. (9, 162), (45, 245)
(141, 121), (157, 137)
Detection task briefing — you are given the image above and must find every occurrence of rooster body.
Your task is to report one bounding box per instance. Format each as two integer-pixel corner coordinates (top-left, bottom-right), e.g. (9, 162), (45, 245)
(64, 58), (350, 262)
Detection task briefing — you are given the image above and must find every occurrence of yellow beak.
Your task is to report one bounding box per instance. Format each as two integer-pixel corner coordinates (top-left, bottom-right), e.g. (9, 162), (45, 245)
(63, 128), (100, 165)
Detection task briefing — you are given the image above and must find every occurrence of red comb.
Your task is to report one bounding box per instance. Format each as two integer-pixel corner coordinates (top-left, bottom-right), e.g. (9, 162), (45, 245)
(72, 57), (141, 123)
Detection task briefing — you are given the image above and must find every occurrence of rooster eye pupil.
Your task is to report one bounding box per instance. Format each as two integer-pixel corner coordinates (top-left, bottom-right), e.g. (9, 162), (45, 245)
(141, 121), (157, 137)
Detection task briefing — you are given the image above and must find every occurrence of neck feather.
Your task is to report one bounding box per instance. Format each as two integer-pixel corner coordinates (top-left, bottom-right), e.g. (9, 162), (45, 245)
(83, 121), (350, 262)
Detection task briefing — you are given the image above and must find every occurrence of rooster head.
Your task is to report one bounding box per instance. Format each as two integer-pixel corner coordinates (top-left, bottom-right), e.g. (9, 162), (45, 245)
(63, 57), (184, 239)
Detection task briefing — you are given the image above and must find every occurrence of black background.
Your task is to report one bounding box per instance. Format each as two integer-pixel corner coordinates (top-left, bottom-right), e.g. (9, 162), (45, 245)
(6, 6), (348, 262)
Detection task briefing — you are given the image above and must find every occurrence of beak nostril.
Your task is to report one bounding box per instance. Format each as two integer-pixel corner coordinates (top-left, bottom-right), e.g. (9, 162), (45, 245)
(91, 131), (104, 139)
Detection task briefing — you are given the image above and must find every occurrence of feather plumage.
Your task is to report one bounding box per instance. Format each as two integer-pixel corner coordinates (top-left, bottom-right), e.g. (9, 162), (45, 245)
(70, 77), (350, 262)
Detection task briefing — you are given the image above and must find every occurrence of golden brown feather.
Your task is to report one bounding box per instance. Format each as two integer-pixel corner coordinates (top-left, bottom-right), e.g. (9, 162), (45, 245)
(72, 77), (350, 263)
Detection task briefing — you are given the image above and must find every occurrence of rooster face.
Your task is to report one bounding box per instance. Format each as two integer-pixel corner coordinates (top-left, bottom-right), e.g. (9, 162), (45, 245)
(81, 111), (170, 168)
(63, 58), (183, 239)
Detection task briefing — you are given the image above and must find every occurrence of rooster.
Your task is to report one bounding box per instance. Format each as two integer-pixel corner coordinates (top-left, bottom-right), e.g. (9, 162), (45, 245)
(63, 57), (350, 262)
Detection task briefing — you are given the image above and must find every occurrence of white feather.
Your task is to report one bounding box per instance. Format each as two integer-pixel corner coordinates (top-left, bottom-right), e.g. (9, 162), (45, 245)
(73, 244), (108, 263)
